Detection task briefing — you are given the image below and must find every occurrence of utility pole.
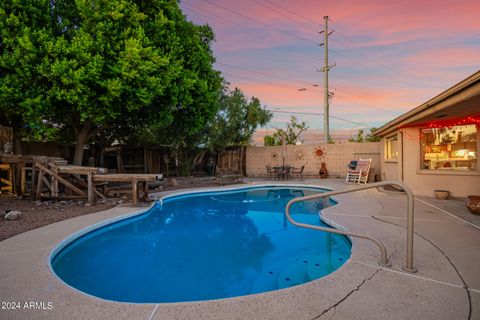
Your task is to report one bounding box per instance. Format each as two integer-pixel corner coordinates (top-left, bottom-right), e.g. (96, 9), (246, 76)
(319, 16), (335, 144)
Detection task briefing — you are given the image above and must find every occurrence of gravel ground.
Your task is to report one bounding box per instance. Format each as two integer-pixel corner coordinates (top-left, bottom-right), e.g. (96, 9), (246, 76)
(0, 177), (243, 241)
(0, 196), (116, 241)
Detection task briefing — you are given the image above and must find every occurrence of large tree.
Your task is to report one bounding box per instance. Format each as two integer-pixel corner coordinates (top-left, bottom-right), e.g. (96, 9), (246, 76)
(205, 86), (272, 151)
(264, 116), (308, 146)
(132, 85), (271, 175)
(0, 0), (221, 164)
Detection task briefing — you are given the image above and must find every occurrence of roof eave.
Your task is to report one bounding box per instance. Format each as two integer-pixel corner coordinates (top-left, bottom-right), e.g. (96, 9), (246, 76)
(374, 70), (480, 137)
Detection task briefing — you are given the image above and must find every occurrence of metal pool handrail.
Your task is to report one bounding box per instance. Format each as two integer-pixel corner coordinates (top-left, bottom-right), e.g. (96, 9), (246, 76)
(285, 181), (417, 273)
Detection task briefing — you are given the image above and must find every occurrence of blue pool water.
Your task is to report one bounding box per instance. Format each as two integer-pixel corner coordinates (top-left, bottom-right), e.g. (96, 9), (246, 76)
(51, 186), (351, 303)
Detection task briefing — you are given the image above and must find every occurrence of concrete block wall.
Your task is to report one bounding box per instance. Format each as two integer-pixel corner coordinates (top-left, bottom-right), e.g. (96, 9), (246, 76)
(246, 142), (380, 179)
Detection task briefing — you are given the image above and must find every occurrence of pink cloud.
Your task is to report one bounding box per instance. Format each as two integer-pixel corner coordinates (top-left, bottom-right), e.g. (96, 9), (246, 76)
(184, 0), (480, 51)
(405, 47), (480, 69)
(182, 0), (479, 139)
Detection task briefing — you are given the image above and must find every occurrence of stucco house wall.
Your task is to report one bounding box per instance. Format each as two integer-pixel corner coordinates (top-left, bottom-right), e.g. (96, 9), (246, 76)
(380, 127), (480, 197)
(376, 71), (480, 198)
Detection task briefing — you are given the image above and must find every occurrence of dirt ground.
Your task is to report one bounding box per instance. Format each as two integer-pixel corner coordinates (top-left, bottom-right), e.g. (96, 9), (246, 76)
(0, 176), (243, 241)
(0, 196), (117, 241)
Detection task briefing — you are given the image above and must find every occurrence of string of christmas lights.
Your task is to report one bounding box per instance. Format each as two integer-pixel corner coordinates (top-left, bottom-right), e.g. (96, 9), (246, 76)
(399, 116), (480, 129)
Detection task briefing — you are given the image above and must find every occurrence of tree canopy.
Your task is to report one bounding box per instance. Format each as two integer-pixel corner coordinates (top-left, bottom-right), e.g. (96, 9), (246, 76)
(131, 84), (271, 175)
(349, 128), (381, 143)
(264, 116), (308, 146)
(205, 86), (272, 151)
(0, 0), (222, 164)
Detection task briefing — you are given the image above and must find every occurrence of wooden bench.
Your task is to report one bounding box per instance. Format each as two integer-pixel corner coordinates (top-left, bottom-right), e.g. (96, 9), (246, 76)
(35, 162), (108, 201)
(91, 174), (163, 204)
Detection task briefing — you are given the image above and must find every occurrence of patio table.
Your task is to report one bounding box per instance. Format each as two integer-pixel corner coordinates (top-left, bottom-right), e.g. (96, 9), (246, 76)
(273, 165), (291, 180)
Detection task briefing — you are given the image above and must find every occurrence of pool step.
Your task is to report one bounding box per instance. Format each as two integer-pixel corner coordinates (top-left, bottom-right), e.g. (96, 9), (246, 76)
(305, 255), (346, 280)
(250, 257), (310, 294)
(277, 258), (309, 290)
(251, 254), (347, 294)
(250, 271), (278, 294)
(250, 267), (282, 294)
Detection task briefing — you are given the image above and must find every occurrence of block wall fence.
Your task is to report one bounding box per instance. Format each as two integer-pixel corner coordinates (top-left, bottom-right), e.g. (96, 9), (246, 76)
(246, 142), (381, 180)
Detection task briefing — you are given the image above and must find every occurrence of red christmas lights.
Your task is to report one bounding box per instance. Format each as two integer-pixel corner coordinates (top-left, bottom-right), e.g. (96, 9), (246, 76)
(426, 116), (480, 128)
(399, 116), (480, 129)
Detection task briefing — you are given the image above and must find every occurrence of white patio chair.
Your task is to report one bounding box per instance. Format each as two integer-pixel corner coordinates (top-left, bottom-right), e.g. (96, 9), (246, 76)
(345, 158), (371, 184)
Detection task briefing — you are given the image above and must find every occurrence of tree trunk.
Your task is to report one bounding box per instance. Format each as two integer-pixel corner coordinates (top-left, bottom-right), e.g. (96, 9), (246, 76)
(73, 122), (95, 166)
(13, 133), (22, 155)
(73, 141), (85, 166)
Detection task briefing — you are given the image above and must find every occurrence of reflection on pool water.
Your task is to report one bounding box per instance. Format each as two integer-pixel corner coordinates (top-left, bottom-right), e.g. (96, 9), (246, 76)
(51, 186), (351, 303)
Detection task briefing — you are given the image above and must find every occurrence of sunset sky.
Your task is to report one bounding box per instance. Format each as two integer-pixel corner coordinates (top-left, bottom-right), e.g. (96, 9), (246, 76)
(180, 0), (480, 143)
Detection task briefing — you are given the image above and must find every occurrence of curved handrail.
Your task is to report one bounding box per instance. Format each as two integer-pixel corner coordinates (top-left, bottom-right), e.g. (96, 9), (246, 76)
(285, 181), (417, 272)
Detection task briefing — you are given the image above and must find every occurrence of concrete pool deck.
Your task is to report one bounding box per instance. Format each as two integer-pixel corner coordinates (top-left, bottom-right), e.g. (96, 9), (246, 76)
(1, 179), (479, 320)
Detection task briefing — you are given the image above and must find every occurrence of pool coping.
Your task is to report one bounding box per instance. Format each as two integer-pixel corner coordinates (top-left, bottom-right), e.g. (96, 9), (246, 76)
(47, 183), (350, 304)
(1, 179), (478, 320)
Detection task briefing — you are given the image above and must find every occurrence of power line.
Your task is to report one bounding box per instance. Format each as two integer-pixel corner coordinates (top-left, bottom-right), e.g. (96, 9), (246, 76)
(221, 66), (402, 122)
(219, 62), (407, 115)
(202, 0), (318, 46)
(221, 71), (324, 95)
(258, 0), (322, 28)
(216, 61), (322, 91)
(183, 1), (321, 62)
(184, 2), (414, 116)
(203, 2), (418, 114)
(183, 2), (321, 69)
(206, 0), (441, 90)
(267, 109), (374, 127)
(183, 2), (266, 40)
(222, 68), (408, 116)
(252, 0), (320, 34)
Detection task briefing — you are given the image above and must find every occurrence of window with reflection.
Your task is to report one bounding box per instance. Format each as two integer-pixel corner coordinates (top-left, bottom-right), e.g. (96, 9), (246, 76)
(386, 135), (398, 159)
(421, 124), (478, 171)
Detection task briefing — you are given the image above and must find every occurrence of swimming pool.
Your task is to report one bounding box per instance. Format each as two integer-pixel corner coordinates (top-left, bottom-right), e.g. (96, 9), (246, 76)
(50, 186), (351, 303)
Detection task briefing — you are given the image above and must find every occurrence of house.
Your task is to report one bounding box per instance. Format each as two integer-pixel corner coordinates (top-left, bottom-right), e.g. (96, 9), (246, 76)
(375, 71), (480, 197)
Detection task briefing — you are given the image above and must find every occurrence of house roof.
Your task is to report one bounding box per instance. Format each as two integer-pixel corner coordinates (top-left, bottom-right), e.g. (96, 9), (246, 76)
(374, 70), (480, 137)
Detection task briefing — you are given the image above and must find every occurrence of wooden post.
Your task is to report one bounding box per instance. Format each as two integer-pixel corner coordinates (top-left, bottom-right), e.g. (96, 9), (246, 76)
(20, 167), (26, 195)
(143, 148), (147, 173)
(132, 179), (138, 205)
(31, 163), (37, 199)
(142, 181), (148, 200)
(50, 165), (59, 197)
(117, 151), (123, 173)
(16, 162), (25, 195)
(87, 172), (94, 203)
(12, 162), (19, 194)
(36, 169), (44, 200)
